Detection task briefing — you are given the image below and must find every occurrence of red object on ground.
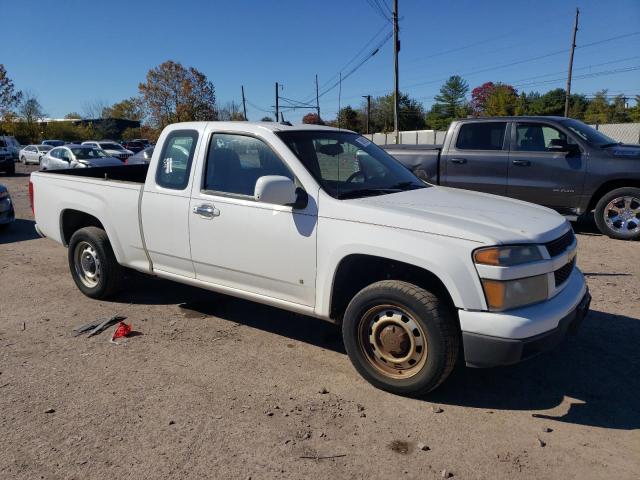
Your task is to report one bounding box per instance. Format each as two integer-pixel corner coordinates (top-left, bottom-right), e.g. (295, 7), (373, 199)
(112, 322), (132, 340)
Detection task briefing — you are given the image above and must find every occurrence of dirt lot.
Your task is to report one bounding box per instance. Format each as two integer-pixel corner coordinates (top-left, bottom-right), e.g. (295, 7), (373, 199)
(1, 163), (639, 479)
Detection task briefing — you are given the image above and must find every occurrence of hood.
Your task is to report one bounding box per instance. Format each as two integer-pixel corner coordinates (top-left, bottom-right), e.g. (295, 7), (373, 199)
(104, 148), (133, 155)
(330, 186), (569, 245)
(605, 143), (640, 159)
(83, 157), (125, 167)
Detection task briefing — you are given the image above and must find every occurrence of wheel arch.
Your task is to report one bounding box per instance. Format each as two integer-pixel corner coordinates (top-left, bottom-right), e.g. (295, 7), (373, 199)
(587, 179), (640, 211)
(60, 209), (106, 247)
(328, 254), (457, 323)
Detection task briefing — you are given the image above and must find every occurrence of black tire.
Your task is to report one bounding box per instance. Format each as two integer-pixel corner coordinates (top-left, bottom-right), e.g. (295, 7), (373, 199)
(68, 226), (123, 299)
(594, 187), (640, 241)
(7, 163), (15, 176)
(342, 280), (459, 396)
(20, 156), (27, 165)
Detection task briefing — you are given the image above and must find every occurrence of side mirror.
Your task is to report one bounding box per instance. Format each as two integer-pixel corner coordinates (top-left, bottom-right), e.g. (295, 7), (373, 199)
(547, 139), (568, 152)
(254, 175), (297, 206)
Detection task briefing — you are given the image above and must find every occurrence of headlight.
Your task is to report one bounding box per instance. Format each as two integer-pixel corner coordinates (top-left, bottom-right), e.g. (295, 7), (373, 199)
(474, 244), (548, 311)
(474, 245), (543, 266)
(481, 275), (548, 311)
(0, 191), (9, 200)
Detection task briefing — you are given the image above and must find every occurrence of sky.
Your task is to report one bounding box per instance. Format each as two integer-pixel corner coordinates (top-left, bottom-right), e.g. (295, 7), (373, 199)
(2, 0), (639, 123)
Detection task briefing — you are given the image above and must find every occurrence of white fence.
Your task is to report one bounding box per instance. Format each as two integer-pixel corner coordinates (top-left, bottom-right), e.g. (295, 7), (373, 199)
(364, 122), (640, 145)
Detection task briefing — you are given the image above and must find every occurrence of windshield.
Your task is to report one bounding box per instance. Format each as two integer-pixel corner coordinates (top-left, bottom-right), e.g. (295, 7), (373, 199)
(561, 118), (618, 146)
(71, 147), (108, 160)
(277, 131), (426, 199)
(99, 143), (124, 150)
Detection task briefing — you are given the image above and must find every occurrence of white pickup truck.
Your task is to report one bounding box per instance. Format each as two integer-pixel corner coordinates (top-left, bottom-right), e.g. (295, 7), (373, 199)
(30, 122), (590, 395)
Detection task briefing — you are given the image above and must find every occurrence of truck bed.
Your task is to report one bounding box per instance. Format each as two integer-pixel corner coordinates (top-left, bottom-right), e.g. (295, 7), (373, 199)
(382, 144), (442, 183)
(31, 165), (150, 273)
(39, 164), (149, 183)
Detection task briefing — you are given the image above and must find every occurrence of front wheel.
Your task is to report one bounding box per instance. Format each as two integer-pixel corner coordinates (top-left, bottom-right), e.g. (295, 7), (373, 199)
(68, 226), (123, 298)
(21, 156), (27, 165)
(342, 280), (459, 396)
(594, 187), (640, 240)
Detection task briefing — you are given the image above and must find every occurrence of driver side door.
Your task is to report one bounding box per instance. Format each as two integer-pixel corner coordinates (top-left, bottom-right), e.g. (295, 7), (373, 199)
(507, 122), (586, 211)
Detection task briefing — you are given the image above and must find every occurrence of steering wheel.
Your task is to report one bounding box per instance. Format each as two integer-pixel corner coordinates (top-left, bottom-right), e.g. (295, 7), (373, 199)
(345, 170), (366, 183)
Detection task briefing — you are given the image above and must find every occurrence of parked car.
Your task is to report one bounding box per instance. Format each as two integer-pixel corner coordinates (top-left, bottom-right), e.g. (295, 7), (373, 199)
(30, 122), (590, 395)
(20, 144), (53, 165)
(0, 183), (15, 229)
(0, 135), (21, 160)
(0, 139), (15, 175)
(42, 140), (66, 147)
(81, 141), (133, 162)
(383, 116), (640, 240)
(122, 141), (145, 153)
(41, 146), (124, 170)
(126, 146), (154, 165)
(132, 138), (152, 147)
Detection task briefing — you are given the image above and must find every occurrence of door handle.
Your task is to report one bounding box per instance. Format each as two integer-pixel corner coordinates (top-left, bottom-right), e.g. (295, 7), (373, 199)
(512, 160), (531, 166)
(450, 158), (467, 164)
(192, 204), (220, 219)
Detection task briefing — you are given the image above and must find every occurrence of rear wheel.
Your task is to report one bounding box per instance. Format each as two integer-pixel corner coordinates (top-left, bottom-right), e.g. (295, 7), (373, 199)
(342, 280), (459, 396)
(7, 163), (15, 176)
(594, 187), (640, 240)
(21, 156), (27, 165)
(68, 226), (123, 298)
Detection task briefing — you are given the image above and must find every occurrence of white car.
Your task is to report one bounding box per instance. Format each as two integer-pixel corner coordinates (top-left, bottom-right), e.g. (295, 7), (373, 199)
(81, 141), (133, 162)
(30, 122), (590, 395)
(20, 145), (53, 165)
(41, 145), (124, 170)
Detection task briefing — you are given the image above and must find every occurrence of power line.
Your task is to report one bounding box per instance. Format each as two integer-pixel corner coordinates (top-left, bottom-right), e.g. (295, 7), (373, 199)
(365, 0), (392, 22)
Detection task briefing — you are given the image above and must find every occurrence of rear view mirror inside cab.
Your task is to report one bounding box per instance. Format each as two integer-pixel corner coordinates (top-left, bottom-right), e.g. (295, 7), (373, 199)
(317, 142), (344, 156)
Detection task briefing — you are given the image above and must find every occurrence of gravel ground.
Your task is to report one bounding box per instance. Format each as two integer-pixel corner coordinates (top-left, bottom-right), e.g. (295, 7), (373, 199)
(1, 163), (639, 479)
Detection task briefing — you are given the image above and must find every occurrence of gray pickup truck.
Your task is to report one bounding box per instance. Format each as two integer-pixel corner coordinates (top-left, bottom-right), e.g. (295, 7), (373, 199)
(383, 116), (640, 240)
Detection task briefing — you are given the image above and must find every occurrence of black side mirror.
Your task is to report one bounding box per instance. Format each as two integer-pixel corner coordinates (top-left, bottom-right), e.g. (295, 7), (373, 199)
(292, 187), (309, 210)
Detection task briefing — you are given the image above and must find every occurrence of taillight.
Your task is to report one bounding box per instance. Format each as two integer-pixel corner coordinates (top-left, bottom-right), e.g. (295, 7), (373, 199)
(29, 180), (34, 214)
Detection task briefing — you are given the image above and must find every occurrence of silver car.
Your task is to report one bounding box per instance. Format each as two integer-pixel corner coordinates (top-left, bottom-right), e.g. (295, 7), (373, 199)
(20, 144), (53, 165)
(41, 146), (124, 170)
(126, 146), (154, 165)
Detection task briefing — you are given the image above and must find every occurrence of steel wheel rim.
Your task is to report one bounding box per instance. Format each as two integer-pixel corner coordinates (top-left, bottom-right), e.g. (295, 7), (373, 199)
(357, 304), (428, 379)
(74, 241), (101, 288)
(604, 196), (640, 234)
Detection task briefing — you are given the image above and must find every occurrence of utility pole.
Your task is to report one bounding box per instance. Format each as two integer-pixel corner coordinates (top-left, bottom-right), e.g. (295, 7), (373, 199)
(393, 0), (400, 143)
(315, 74), (321, 120)
(275, 82), (279, 122)
(241, 85), (247, 121)
(362, 95), (371, 134)
(564, 7), (579, 118)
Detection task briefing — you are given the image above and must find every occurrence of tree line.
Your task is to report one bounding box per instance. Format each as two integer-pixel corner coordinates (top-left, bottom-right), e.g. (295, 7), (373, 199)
(307, 75), (640, 133)
(2, 62), (639, 145)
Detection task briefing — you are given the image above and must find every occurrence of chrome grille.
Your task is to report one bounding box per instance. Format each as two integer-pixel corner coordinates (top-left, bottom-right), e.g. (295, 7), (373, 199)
(545, 230), (575, 257)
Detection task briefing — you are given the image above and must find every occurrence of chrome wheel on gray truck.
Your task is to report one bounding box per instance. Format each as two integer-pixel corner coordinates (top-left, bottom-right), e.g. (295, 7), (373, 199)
(68, 227), (123, 298)
(342, 280), (459, 396)
(595, 187), (640, 241)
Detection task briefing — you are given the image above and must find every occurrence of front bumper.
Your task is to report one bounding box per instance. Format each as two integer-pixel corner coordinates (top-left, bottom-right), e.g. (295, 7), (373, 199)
(459, 268), (590, 367)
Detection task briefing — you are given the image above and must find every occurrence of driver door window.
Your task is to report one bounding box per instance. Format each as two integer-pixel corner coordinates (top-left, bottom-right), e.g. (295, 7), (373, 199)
(204, 134), (293, 197)
(515, 124), (569, 152)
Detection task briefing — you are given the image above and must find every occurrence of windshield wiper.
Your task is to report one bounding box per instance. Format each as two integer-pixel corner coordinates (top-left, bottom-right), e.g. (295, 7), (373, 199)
(337, 188), (401, 199)
(387, 181), (425, 190)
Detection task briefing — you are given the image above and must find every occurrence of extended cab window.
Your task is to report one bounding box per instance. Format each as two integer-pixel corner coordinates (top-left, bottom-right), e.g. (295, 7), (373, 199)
(515, 124), (573, 151)
(203, 134), (293, 197)
(156, 130), (198, 190)
(456, 122), (506, 150)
